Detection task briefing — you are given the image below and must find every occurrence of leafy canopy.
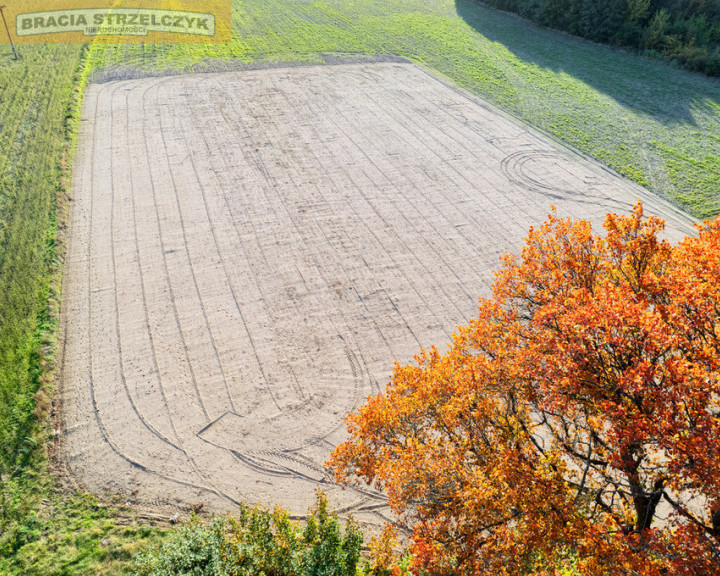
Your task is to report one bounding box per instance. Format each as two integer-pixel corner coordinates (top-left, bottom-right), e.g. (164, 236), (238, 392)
(329, 203), (720, 575)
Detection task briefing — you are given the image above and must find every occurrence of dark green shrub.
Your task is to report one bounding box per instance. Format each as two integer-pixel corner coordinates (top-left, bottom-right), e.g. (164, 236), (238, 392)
(131, 517), (226, 576)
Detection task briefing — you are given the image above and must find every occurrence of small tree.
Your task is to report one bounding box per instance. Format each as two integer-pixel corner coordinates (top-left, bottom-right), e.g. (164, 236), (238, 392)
(644, 8), (670, 49)
(625, 0), (650, 23)
(329, 203), (720, 575)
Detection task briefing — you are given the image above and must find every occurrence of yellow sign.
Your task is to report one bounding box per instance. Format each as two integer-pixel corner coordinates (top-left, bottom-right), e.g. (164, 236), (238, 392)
(0, 0), (231, 44)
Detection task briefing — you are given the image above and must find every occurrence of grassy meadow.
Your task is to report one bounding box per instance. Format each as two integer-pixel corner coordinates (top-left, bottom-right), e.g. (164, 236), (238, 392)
(0, 45), (79, 472)
(0, 43), (82, 556)
(0, 0), (719, 573)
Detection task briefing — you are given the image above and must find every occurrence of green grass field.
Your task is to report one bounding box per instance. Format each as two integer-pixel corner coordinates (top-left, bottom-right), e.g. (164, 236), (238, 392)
(0, 46), (79, 466)
(0, 43), (81, 536)
(1, 0), (719, 573)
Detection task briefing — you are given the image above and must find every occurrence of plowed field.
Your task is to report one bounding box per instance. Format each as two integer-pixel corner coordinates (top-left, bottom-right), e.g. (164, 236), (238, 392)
(59, 63), (695, 524)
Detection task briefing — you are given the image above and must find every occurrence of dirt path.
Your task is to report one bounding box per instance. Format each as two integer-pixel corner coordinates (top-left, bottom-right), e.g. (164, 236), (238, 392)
(58, 62), (696, 525)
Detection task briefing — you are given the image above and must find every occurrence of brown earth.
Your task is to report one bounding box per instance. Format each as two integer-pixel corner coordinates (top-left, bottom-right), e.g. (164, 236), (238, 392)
(58, 62), (696, 526)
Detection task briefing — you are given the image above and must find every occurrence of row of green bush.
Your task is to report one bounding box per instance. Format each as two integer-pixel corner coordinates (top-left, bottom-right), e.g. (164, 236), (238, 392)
(131, 493), (405, 576)
(479, 0), (720, 76)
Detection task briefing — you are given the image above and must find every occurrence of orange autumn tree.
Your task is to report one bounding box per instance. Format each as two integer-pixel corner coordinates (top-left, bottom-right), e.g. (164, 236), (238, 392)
(328, 203), (720, 576)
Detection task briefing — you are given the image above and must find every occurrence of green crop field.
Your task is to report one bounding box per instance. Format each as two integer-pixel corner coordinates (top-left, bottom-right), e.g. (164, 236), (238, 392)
(0, 0), (719, 573)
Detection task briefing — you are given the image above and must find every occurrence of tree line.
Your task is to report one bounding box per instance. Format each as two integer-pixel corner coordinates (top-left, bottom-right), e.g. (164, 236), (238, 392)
(477, 0), (720, 76)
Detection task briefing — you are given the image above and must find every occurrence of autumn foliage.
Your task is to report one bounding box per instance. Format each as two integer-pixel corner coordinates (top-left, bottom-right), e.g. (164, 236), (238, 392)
(328, 203), (720, 575)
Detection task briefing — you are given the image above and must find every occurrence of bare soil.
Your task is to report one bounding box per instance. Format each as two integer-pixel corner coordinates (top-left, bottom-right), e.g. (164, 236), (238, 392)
(58, 62), (696, 525)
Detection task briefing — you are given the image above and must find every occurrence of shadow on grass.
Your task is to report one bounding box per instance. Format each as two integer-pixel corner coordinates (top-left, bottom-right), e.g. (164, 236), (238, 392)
(454, 0), (720, 127)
